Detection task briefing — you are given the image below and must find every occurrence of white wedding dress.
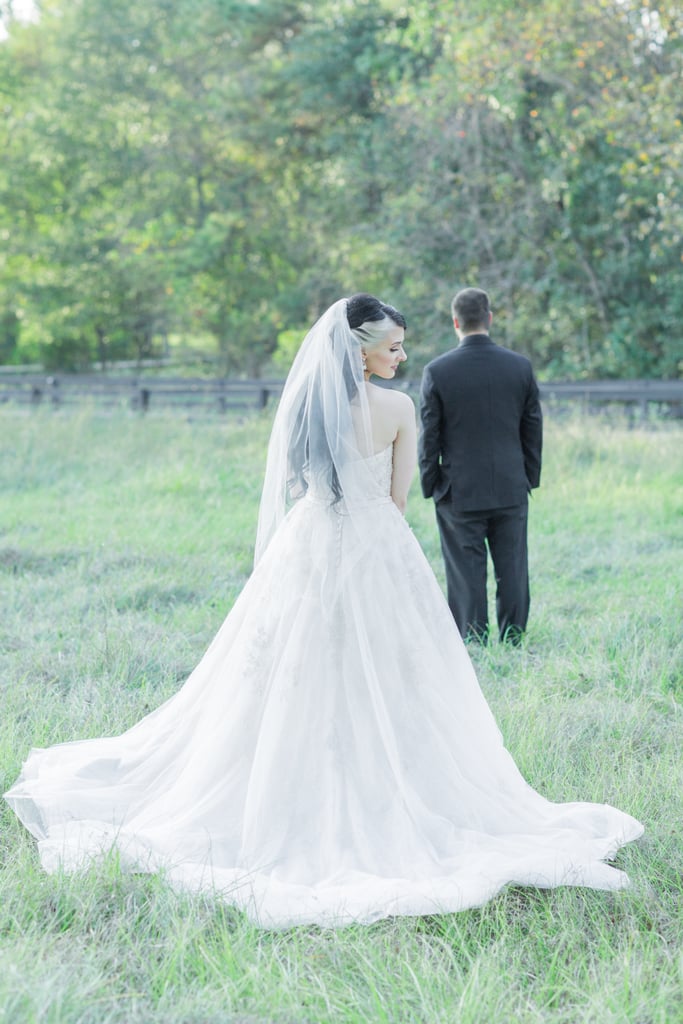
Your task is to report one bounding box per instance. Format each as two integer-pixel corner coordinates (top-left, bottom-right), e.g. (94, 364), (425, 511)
(5, 444), (643, 927)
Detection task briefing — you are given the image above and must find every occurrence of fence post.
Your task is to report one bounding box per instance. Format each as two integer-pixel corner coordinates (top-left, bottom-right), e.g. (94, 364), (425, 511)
(47, 376), (61, 406)
(133, 386), (150, 412)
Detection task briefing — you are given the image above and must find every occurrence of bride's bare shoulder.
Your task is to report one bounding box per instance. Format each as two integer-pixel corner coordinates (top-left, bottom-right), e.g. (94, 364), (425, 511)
(367, 383), (414, 410)
(365, 385), (415, 445)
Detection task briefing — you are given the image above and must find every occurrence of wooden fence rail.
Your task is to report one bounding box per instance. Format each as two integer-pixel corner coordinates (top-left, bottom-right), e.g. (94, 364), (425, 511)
(537, 379), (683, 417)
(0, 374), (286, 412)
(0, 373), (681, 417)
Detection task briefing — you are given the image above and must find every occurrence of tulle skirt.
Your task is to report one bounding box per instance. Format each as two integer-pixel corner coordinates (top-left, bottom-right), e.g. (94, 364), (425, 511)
(5, 492), (643, 927)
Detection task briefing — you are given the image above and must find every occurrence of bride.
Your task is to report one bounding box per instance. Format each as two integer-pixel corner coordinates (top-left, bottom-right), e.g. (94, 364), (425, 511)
(5, 294), (643, 928)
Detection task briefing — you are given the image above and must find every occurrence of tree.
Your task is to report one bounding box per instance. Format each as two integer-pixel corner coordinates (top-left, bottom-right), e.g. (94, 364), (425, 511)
(0, 0), (680, 378)
(370, 0), (683, 377)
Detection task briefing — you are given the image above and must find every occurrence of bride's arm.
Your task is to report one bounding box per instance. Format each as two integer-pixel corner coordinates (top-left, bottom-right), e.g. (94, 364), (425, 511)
(390, 392), (418, 513)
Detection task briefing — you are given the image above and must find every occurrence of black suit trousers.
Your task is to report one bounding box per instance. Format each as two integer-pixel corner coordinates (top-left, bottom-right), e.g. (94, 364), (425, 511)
(435, 501), (530, 644)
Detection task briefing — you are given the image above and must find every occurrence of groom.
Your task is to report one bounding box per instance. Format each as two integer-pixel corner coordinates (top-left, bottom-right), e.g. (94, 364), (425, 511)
(418, 288), (543, 644)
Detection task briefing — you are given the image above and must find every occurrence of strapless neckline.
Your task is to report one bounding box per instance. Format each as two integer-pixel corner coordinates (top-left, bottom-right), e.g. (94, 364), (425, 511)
(365, 443), (393, 460)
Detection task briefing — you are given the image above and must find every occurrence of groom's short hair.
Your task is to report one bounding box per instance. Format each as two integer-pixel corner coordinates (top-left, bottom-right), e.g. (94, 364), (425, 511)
(452, 288), (490, 332)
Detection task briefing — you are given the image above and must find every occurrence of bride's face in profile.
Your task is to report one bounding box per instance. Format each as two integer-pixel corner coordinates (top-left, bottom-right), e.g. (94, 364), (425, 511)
(364, 326), (407, 380)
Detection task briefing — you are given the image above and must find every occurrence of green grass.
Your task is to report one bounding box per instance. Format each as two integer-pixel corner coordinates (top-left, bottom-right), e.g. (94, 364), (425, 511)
(1, 407), (682, 1023)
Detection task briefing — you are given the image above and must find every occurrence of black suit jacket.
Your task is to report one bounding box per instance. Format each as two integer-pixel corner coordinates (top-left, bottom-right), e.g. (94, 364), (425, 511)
(418, 334), (543, 510)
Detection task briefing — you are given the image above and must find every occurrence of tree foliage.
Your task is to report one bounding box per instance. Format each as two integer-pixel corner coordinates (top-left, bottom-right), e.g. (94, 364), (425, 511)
(0, 0), (681, 377)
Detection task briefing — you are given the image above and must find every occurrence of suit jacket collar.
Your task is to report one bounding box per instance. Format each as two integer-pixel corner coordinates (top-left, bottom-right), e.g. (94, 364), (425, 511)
(458, 333), (494, 349)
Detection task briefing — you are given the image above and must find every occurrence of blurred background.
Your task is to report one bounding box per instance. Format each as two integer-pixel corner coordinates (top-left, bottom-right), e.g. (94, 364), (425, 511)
(0, 0), (681, 381)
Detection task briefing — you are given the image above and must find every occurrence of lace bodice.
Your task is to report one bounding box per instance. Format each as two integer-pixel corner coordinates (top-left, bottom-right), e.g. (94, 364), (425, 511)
(304, 444), (394, 508)
(365, 444), (393, 498)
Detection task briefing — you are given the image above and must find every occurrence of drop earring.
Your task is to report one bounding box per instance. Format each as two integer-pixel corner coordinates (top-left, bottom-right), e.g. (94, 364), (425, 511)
(361, 352), (368, 371)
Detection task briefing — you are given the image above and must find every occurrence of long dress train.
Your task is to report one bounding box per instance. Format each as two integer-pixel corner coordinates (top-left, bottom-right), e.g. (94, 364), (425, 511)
(4, 445), (643, 927)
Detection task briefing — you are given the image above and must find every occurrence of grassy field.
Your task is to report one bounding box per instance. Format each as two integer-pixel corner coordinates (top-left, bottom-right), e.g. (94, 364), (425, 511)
(0, 406), (681, 1024)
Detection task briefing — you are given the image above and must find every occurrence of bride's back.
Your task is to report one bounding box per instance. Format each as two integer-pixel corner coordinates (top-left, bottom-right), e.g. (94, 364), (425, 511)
(362, 382), (417, 512)
(364, 383), (407, 452)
